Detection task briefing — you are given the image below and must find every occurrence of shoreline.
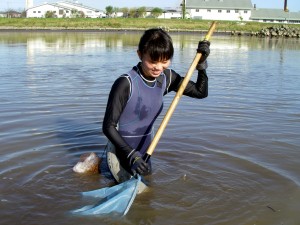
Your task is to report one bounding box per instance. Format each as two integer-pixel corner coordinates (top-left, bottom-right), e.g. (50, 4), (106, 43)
(1, 26), (299, 38)
(1, 18), (300, 37)
(0, 27), (249, 36)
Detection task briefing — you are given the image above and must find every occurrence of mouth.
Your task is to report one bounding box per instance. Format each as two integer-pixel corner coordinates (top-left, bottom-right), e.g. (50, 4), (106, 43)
(152, 70), (162, 76)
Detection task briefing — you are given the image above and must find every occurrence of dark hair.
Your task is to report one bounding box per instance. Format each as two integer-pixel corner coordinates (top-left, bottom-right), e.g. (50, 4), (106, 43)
(138, 28), (174, 61)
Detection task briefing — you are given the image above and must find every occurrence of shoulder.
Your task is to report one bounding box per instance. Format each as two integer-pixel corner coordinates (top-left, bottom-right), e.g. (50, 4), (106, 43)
(110, 75), (131, 96)
(163, 68), (181, 84)
(113, 75), (130, 87)
(163, 68), (181, 79)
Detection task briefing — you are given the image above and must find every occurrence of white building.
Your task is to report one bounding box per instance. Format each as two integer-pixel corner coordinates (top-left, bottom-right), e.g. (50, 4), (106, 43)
(158, 9), (182, 19)
(26, 1), (105, 18)
(0, 12), (7, 18)
(186, 0), (253, 21)
(250, 8), (300, 24)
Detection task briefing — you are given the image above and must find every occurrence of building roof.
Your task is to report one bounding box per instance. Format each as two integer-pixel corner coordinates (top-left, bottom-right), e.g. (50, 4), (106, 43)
(26, 1), (103, 12)
(186, 0), (253, 10)
(250, 8), (300, 20)
(58, 1), (101, 11)
(26, 3), (73, 11)
(144, 7), (181, 12)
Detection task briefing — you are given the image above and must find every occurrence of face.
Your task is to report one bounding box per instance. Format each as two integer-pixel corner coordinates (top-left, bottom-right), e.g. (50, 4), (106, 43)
(138, 51), (171, 79)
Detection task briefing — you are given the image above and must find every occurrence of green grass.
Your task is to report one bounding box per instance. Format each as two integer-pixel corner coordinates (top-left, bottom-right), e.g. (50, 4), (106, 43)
(1, 18), (300, 33)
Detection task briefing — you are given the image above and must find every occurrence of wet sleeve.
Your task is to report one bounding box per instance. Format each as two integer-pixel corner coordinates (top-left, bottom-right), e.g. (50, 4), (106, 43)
(165, 69), (208, 99)
(102, 76), (133, 158)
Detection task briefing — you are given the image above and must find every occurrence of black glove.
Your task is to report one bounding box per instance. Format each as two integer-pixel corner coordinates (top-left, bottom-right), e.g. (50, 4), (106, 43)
(128, 150), (149, 176)
(196, 40), (210, 70)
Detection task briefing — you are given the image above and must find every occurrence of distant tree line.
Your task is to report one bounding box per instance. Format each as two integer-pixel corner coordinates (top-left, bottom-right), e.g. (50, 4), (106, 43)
(1, 6), (164, 19)
(105, 6), (164, 18)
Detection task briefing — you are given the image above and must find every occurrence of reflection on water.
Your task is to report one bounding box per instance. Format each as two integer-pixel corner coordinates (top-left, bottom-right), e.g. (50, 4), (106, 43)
(0, 31), (300, 225)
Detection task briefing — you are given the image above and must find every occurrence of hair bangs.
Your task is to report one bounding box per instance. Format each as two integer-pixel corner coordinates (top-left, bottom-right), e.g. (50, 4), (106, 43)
(147, 43), (174, 62)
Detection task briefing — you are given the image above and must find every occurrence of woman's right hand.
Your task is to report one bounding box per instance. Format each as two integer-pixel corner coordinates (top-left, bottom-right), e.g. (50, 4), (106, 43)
(129, 151), (150, 176)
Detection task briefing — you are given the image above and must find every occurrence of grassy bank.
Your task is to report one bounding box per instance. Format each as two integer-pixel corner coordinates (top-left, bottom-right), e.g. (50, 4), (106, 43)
(1, 18), (300, 33)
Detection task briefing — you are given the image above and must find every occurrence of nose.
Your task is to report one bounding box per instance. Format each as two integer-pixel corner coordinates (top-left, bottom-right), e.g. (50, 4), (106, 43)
(154, 63), (163, 70)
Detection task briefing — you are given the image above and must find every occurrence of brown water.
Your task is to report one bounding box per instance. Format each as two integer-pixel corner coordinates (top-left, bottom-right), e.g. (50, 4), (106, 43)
(0, 31), (299, 225)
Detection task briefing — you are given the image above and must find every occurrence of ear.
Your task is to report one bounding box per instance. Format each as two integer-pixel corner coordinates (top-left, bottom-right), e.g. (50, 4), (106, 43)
(137, 50), (142, 60)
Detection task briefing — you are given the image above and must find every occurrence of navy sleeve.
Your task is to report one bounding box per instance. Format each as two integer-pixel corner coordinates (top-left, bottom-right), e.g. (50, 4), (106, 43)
(102, 76), (133, 157)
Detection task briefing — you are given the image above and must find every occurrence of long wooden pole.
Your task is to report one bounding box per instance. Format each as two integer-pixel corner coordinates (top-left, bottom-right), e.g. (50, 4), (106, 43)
(143, 21), (217, 161)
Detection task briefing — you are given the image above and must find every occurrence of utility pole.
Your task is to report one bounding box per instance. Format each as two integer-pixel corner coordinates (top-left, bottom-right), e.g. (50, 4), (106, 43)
(181, 0), (186, 19)
(26, 0), (33, 10)
(284, 0), (289, 12)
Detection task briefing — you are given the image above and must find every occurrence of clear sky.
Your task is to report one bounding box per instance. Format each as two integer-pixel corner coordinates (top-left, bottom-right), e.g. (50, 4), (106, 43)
(1, 0), (300, 12)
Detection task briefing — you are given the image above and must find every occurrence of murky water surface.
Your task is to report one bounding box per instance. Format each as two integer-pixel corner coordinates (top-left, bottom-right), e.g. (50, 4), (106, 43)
(0, 31), (299, 225)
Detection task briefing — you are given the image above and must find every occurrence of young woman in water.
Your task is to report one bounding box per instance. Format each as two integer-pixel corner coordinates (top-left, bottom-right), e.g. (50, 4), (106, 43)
(102, 28), (210, 179)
